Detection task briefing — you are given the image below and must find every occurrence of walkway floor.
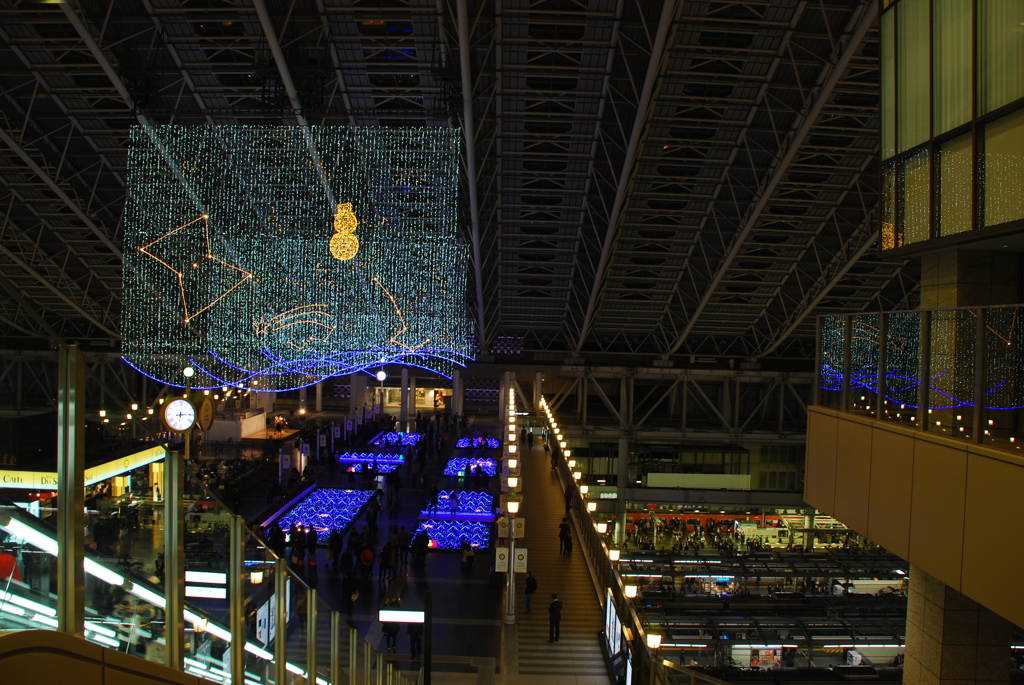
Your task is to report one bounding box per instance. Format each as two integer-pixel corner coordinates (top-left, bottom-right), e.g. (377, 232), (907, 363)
(498, 440), (610, 685)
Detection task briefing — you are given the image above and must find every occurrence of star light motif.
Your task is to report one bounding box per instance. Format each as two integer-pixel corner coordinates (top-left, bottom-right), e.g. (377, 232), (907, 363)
(139, 215), (253, 324)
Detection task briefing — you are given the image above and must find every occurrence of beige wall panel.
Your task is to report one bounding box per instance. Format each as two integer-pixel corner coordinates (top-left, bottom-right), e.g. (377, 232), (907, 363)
(960, 454), (1024, 628)
(867, 428), (914, 558)
(909, 439), (967, 590)
(833, 419), (872, 532)
(805, 410), (839, 514)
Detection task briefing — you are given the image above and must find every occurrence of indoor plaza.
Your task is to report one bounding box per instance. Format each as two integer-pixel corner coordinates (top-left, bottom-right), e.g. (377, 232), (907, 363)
(0, 1), (1023, 685)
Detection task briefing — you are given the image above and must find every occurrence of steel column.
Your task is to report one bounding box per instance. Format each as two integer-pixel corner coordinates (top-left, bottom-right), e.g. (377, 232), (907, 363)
(164, 449), (185, 670)
(230, 515), (245, 685)
(275, 559), (288, 685)
(455, 0), (489, 343)
(56, 344), (85, 636)
(308, 587), (319, 684)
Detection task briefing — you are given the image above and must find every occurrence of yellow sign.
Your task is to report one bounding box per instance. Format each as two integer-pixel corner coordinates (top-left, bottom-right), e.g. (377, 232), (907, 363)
(0, 446), (166, 490)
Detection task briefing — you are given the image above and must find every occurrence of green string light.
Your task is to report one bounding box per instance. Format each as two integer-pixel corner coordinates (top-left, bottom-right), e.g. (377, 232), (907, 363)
(122, 125), (474, 390)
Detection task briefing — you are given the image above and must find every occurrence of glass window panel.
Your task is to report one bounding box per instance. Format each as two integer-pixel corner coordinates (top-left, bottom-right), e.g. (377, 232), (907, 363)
(819, 316), (846, 409)
(849, 314), (881, 416)
(880, 311), (921, 427)
(928, 309), (976, 442)
(983, 108), (1024, 227)
(881, 162), (899, 249)
(881, 9), (896, 159)
(932, 0), (972, 135)
(897, 0), (931, 152)
(980, 307), (1024, 452)
(978, 0), (1024, 114)
(902, 149), (931, 243)
(939, 132), (973, 236)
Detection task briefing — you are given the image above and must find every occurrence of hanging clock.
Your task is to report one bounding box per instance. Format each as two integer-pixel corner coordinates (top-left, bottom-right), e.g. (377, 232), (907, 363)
(162, 398), (196, 433)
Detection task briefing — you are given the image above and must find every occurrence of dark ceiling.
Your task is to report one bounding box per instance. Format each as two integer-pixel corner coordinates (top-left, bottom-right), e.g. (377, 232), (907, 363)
(0, 0), (917, 367)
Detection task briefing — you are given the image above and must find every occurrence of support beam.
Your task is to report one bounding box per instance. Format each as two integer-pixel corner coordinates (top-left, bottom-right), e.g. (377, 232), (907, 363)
(455, 0), (489, 345)
(0, 124), (121, 260)
(56, 344), (85, 637)
(573, 0), (678, 354)
(661, 0), (879, 357)
(759, 220), (880, 357)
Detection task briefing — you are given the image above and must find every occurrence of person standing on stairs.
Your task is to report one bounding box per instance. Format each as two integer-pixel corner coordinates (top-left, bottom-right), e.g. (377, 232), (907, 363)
(547, 593), (563, 643)
(524, 571), (538, 614)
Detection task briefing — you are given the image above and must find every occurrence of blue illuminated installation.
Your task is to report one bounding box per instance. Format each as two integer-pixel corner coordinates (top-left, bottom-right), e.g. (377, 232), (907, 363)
(414, 520), (490, 550)
(272, 488), (374, 533)
(443, 457), (497, 477)
(819, 311), (1024, 410)
(371, 432), (422, 447)
(343, 462), (400, 474)
(455, 436), (500, 449)
(121, 125), (474, 391)
(421, 490), (494, 521)
(337, 452), (404, 465)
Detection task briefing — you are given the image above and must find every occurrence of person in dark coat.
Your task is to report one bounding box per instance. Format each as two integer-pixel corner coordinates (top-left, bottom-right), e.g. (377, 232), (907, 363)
(408, 623), (424, 659)
(558, 518), (570, 554)
(382, 621), (400, 653)
(524, 571), (538, 614)
(547, 594), (563, 643)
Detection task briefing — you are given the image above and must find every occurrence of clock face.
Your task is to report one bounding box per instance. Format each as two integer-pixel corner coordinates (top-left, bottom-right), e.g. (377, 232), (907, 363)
(163, 398), (196, 432)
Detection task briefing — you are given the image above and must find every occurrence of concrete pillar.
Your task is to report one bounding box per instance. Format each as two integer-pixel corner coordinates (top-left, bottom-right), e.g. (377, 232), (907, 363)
(452, 369), (463, 415)
(315, 382), (323, 413)
(615, 436), (629, 544)
(904, 565), (1011, 685)
(534, 371), (542, 410)
(409, 375), (417, 416)
(802, 508), (815, 551)
(349, 373), (367, 420)
(400, 368), (410, 424)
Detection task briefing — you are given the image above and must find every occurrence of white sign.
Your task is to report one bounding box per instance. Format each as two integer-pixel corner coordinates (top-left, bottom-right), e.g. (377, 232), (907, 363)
(513, 519), (525, 539)
(185, 586), (227, 599)
(497, 519), (510, 539)
(379, 609), (425, 623)
(185, 571), (226, 585)
(256, 601), (270, 645)
(495, 546), (509, 572)
(513, 548), (528, 573)
(333, 425), (341, 439)
(268, 593), (276, 638)
(319, 435), (327, 447)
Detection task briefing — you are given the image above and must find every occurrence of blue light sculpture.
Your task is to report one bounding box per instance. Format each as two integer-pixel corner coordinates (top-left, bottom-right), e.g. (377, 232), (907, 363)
(271, 488), (374, 533)
(443, 457), (497, 477)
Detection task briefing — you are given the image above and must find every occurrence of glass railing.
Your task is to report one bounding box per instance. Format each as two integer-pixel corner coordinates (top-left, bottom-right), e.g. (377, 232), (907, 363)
(0, 483), (415, 685)
(817, 305), (1024, 454)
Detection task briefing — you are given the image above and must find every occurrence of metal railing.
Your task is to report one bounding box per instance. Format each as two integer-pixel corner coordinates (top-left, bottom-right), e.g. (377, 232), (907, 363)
(0, 477), (416, 685)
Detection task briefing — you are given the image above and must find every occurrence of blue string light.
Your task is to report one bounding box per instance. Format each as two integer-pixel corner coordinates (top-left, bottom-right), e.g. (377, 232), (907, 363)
(371, 432), (422, 446)
(413, 520), (490, 549)
(443, 458), (497, 477)
(274, 488), (374, 533)
(420, 490), (494, 521)
(455, 437), (500, 449)
(122, 125), (474, 391)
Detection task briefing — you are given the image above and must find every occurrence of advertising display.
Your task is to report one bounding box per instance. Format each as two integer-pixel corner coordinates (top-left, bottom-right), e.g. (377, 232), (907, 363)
(604, 588), (622, 656)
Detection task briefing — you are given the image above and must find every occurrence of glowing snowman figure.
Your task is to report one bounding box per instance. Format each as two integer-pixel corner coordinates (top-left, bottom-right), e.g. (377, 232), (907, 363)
(329, 202), (360, 261)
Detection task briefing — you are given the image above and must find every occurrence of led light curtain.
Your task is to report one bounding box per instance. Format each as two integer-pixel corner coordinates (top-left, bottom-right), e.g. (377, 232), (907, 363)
(122, 125), (474, 390)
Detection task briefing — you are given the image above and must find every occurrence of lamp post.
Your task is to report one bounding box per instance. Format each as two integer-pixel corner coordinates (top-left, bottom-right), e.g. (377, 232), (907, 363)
(504, 497), (520, 625)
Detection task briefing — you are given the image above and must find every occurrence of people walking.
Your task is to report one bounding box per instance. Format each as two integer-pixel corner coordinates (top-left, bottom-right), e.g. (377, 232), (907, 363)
(382, 621), (400, 653)
(547, 594), (563, 643)
(558, 517), (570, 554)
(524, 571), (537, 614)
(408, 623), (424, 660)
